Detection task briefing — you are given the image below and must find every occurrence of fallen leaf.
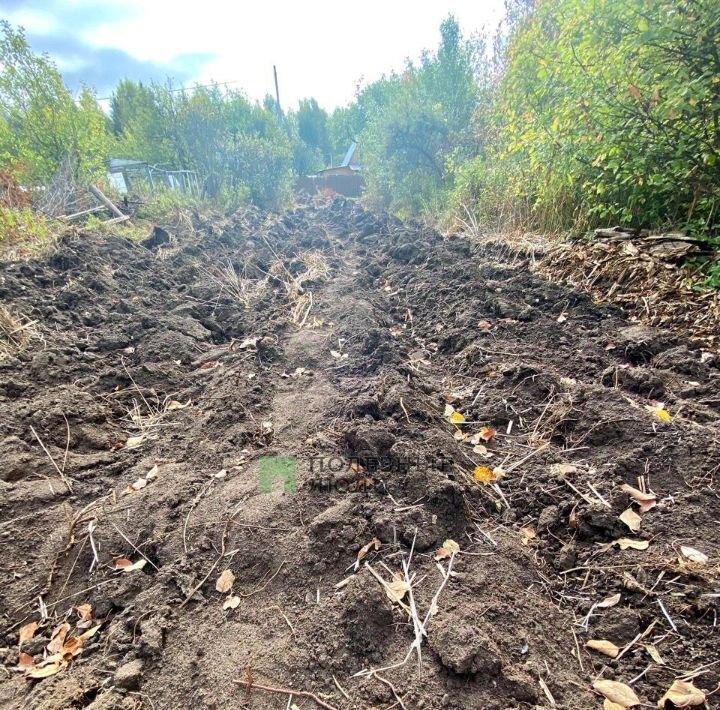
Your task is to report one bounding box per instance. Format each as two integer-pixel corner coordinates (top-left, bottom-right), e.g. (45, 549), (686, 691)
(145, 464), (159, 481)
(645, 644), (664, 665)
(620, 484), (657, 512)
(520, 527), (537, 545)
(76, 604), (92, 621)
(477, 426), (496, 441)
(356, 537), (381, 567)
(114, 558), (147, 572)
(557, 312), (568, 323)
(680, 546), (708, 564)
(17, 652), (34, 669)
(385, 578), (410, 604)
(130, 477), (148, 491)
(552, 463), (578, 476)
(330, 350), (342, 358)
(597, 593), (621, 608)
(646, 405), (671, 422)
(443, 404), (455, 417)
(593, 679), (641, 707)
(77, 624), (101, 643)
(237, 337), (259, 350)
(216, 569), (235, 593)
(619, 508), (642, 532)
(166, 399), (191, 411)
(125, 435), (145, 449)
(434, 539), (460, 560)
(26, 660), (65, 678)
(223, 595), (241, 610)
(19, 621), (39, 646)
(478, 320), (492, 331)
(473, 465), (496, 484)
(453, 430), (468, 441)
(604, 702), (626, 710)
(449, 411), (466, 424)
(46, 623), (70, 654)
(200, 360), (220, 369)
(615, 538), (649, 551)
(657, 680), (706, 708)
(586, 639), (621, 658)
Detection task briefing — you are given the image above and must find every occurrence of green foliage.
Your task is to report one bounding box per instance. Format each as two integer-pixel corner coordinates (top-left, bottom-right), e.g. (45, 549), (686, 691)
(353, 17), (482, 215)
(452, 0), (720, 239)
(0, 206), (53, 254)
(0, 22), (112, 183)
(111, 82), (293, 209)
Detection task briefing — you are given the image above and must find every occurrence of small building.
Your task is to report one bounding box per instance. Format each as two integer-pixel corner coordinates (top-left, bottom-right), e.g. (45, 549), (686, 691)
(298, 142), (364, 197)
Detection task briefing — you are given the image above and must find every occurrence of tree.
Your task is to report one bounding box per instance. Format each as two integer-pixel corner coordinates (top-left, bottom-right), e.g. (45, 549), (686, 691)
(0, 21), (112, 183)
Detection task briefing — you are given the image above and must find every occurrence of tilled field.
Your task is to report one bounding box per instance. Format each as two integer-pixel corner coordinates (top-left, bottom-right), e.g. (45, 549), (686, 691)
(0, 198), (719, 710)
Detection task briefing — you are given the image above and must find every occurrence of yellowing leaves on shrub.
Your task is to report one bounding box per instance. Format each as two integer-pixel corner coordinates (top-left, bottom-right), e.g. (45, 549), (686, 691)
(216, 569), (235, 593)
(592, 679), (640, 708)
(586, 639), (620, 658)
(657, 680), (706, 708)
(473, 465), (496, 484)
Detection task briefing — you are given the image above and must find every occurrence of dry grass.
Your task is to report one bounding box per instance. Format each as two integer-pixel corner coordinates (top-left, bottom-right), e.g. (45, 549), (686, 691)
(0, 306), (38, 360)
(202, 258), (269, 309)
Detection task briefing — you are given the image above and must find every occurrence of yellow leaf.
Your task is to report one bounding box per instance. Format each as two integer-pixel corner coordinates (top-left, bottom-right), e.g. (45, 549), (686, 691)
(26, 660), (65, 678)
(385, 578), (410, 604)
(619, 508), (642, 532)
(592, 679), (641, 707)
(657, 680), (706, 708)
(223, 595), (241, 610)
(449, 411), (466, 424)
(216, 569), (235, 593)
(646, 406), (671, 422)
(473, 465), (495, 484)
(617, 538), (647, 552)
(166, 399), (191, 411)
(586, 639), (620, 658)
(645, 644), (664, 665)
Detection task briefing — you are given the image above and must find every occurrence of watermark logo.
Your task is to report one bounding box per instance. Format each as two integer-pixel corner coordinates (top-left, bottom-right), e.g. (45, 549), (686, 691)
(258, 456), (297, 494)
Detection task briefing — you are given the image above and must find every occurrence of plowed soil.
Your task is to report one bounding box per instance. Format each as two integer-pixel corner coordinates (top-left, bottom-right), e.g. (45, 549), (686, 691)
(1, 197), (719, 710)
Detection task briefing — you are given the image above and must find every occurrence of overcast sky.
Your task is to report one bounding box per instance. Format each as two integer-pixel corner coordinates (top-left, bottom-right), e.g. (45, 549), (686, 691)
(1, 0), (504, 110)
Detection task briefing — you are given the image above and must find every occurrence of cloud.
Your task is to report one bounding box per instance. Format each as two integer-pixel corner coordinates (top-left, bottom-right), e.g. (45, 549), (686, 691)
(25, 33), (216, 97)
(0, 0), (216, 97)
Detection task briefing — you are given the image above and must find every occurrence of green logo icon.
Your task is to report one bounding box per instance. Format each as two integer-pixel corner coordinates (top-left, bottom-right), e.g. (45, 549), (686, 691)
(258, 456), (297, 494)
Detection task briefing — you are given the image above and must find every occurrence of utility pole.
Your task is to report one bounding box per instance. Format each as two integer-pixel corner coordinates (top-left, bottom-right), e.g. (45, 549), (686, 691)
(273, 65), (282, 121)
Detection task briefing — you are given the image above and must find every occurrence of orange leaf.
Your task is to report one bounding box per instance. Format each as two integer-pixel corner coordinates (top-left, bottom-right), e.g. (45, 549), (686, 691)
(473, 465), (496, 484)
(76, 604), (92, 621)
(19, 621), (39, 646)
(17, 652), (34, 669)
(47, 623), (70, 654)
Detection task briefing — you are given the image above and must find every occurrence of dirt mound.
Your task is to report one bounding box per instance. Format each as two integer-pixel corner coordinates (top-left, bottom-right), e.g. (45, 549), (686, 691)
(0, 198), (718, 709)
